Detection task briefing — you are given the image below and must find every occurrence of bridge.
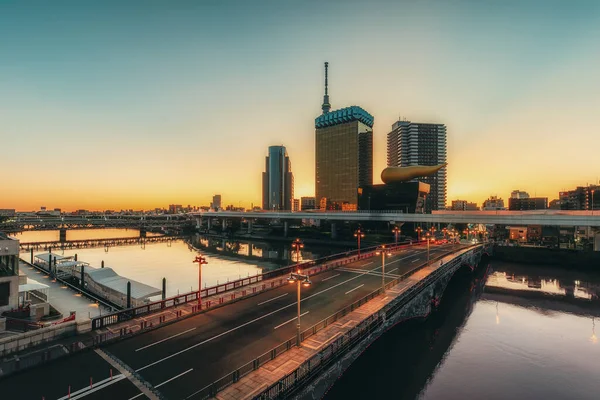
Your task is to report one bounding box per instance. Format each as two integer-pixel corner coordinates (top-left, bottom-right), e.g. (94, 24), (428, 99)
(0, 215), (194, 232)
(191, 209), (600, 227)
(0, 241), (490, 399)
(18, 235), (186, 252)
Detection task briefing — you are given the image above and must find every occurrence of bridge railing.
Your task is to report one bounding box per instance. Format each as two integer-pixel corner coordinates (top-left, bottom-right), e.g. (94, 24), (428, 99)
(195, 245), (481, 400)
(90, 241), (414, 330)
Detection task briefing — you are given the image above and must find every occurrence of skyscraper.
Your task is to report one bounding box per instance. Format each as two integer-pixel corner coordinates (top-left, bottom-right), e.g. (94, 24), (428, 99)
(315, 62), (374, 210)
(262, 146), (294, 211)
(387, 120), (447, 212)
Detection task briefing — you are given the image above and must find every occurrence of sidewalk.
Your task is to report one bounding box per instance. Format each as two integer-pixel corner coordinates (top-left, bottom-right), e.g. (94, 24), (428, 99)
(215, 252), (459, 400)
(19, 261), (104, 322)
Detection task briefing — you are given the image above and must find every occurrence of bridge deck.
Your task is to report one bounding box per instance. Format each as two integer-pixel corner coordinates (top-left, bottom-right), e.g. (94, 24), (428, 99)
(0, 244), (467, 400)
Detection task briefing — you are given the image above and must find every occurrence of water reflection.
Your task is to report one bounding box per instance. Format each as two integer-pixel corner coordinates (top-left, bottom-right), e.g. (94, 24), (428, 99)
(10, 228), (161, 242)
(326, 260), (600, 400)
(191, 234), (340, 266)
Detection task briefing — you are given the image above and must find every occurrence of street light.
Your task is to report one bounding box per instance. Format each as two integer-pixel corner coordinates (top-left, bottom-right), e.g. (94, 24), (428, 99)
(375, 245), (392, 293)
(425, 232), (432, 264)
(291, 238), (304, 263)
(415, 226), (423, 242)
(288, 272), (312, 346)
(392, 226), (401, 246)
(354, 228), (365, 256)
(193, 254), (208, 307)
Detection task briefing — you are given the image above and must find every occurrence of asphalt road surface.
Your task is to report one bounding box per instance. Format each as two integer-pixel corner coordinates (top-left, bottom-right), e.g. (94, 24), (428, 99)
(0, 243), (462, 400)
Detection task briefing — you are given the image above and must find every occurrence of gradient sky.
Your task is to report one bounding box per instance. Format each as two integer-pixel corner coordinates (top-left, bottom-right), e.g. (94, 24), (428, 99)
(2, 0), (600, 211)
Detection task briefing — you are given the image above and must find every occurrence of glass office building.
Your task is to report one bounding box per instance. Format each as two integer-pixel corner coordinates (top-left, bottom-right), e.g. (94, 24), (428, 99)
(262, 146), (294, 211)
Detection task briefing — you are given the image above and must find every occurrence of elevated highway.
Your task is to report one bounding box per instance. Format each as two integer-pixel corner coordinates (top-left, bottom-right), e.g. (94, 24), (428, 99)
(191, 210), (600, 227)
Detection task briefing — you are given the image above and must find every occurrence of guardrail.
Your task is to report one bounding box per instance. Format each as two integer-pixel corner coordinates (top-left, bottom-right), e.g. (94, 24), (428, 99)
(90, 241), (413, 330)
(193, 245), (479, 399)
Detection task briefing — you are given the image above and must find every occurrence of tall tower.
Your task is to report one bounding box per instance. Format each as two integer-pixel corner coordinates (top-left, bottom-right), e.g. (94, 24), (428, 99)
(321, 62), (331, 114)
(262, 146), (294, 211)
(387, 120), (447, 212)
(315, 62), (374, 210)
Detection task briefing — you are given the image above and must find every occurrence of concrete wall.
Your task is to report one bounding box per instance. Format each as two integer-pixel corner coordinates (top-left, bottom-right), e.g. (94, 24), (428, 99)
(0, 320), (77, 356)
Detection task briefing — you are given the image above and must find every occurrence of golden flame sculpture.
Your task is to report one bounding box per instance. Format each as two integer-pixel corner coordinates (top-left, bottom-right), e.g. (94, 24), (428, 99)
(381, 163), (447, 184)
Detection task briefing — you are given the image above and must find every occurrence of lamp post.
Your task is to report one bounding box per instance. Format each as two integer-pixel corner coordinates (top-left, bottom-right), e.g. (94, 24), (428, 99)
(442, 227), (448, 240)
(193, 255), (208, 307)
(375, 245), (392, 293)
(425, 232), (431, 264)
(291, 238), (304, 263)
(354, 228), (365, 256)
(288, 272), (312, 346)
(392, 226), (401, 246)
(415, 226), (423, 243)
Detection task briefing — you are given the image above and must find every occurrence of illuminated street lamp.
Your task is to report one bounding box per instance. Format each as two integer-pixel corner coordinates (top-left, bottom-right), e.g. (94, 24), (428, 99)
(392, 226), (401, 245)
(442, 227), (448, 239)
(288, 272), (312, 346)
(415, 226), (423, 242)
(354, 228), (365, 256)
(375, 245), (392, 293)
(193, 254), (208, 307)
(291, 238), (304, 263)
(425, 232), (432, 264)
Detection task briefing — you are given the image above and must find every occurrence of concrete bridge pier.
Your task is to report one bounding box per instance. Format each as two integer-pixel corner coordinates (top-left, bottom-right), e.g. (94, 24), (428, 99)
(248, 244), (253, 257)
(139, 228), (147, 238)
(284, 221), (289, 237)
(59, 228), (67, 242)
(595, 231), (600, 251)
(207, 218), (212, 230)
(195, 217), (202, 230)
(247, 220), (253, 234)
(222, 219), (227, 231)
(331, 222), (337, 240)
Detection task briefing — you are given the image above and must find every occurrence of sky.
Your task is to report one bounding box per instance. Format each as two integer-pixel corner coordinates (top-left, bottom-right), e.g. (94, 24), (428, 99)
(2, 0), (600, 211)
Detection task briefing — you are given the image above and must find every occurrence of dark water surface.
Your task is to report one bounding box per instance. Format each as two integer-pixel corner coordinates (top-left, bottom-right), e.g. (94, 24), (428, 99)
(325, 260), (600, 400)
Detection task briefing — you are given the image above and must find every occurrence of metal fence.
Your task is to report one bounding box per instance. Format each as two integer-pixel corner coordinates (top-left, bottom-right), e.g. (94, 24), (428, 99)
(192, 245), (479, 400)
(90, 241), (411, 329)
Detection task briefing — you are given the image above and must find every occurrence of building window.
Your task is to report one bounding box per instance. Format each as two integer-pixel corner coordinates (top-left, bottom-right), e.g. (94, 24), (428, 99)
(0, 282), (9, 306)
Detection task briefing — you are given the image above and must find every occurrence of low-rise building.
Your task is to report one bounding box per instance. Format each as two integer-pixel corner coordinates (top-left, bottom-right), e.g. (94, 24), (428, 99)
(450, 200), (479, 211)
(0, 233), (20, 316)
(482, 196), (506, 210)
(301, 197), (316, 211)
(508, 197), (548, 211)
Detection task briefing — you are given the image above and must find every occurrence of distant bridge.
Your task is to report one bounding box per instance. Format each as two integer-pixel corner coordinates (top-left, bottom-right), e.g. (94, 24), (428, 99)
(18, 235), (186, 252)
(0, 215), (194, 232)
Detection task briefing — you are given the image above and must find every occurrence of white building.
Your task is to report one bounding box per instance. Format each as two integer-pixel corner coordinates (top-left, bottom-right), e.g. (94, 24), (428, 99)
(387, 120), (447, 212)
(0, 233), (20, 316)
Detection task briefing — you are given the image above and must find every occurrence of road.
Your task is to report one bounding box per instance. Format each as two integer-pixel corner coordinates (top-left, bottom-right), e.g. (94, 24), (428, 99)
(0, 243), (462, 400)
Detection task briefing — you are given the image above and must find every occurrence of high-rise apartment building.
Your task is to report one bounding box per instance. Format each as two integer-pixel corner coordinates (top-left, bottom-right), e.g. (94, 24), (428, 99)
(559, 185), (599, 210)
(315, 62), (373, 209)
(510, 190), (530, 199)
(508, 197), (548, 210)
(387, 120), (447, 212)
(211, 194), (222, 210)
(262, 146), (294, 211)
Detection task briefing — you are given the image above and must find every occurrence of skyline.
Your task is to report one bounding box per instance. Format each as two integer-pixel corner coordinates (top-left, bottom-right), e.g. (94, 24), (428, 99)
(2, 1), (600, 211)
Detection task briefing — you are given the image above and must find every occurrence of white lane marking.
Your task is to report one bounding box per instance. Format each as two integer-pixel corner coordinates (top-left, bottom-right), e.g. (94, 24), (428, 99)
(322, 273), (340, 282)
(274, 311), (309, 329)
(128, 394), (144, 400)
(136, 254), (416, 373)
(362, 262), (374, 266)
(155, 368), (194, 388)
(411, 258), (420, 263)
(57, 375), (126, 400)
(387, 268), (398, 274)
(135, 327), (197, 352)
(345, 284), (364, 295)
(258, 293), (288, 306)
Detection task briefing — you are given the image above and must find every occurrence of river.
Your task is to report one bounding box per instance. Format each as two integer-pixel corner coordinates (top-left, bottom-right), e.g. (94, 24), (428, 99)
(324, 259), (600, 400)
(9, 229), (338, 298)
